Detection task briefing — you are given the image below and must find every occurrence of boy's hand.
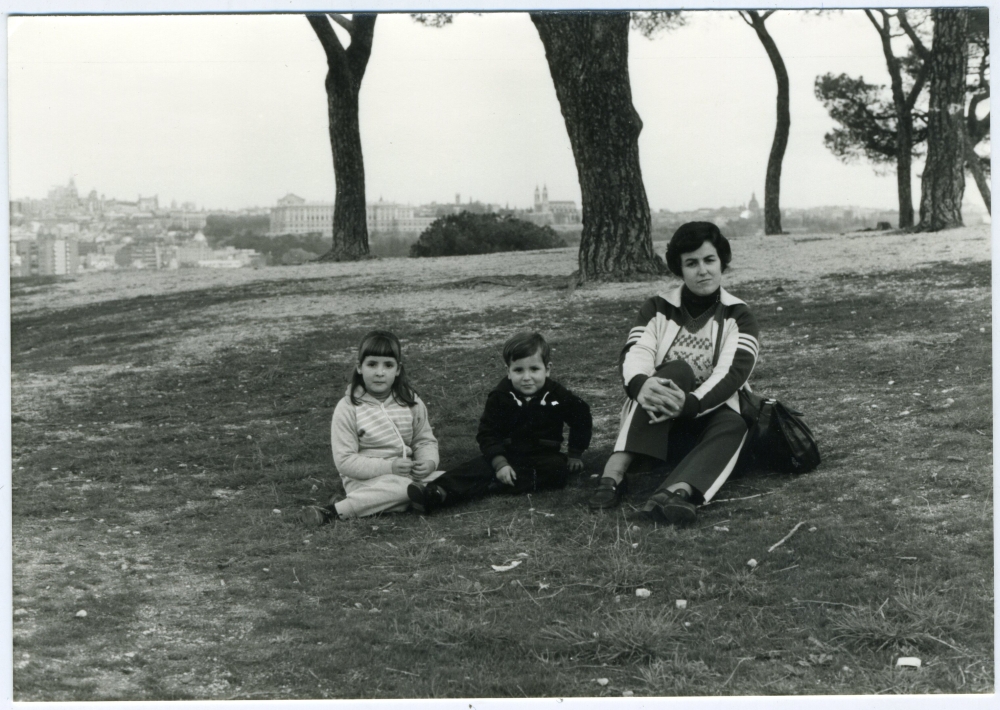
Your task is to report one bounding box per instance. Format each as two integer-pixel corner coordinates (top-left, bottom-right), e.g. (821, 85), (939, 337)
(496, 465), (517, 486)
(410, 460), (435, 479)
(567, 457), (584, 473)
(391, 458), (413, 476)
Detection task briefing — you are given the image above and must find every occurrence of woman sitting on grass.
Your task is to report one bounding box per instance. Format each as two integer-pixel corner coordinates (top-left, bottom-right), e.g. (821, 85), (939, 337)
(300, 329), (443, 526)
(588, 222), (760, 525)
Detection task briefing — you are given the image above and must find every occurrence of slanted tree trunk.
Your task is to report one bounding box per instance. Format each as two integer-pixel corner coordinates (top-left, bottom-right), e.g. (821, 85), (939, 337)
(530, 12), (665, 281)
(869, 10), (931, 229)
(742, 11), (789, 235)
(917, 9), (969, 231)
(964, 62), (991, 213)
(307, 13), (376, 260)
(963, 126), (991, 213)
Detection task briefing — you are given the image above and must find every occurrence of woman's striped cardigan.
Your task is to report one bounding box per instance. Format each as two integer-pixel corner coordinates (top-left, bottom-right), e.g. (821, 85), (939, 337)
(619, 285), (760, 419)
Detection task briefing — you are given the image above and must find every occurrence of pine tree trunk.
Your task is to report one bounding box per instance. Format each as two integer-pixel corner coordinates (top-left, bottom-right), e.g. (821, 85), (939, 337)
(917, 9), (968, 231)
(530, 12), (665, 281)
(747, 12), (789, 235)
(307, 14), (376, 261)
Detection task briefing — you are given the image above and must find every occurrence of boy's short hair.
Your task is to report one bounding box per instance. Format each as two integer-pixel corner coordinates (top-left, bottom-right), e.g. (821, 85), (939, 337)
(502, 332), (551, 365)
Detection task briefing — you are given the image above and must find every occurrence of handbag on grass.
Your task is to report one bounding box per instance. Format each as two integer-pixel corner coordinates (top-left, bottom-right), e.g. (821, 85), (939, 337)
(737, 387), (821, 474)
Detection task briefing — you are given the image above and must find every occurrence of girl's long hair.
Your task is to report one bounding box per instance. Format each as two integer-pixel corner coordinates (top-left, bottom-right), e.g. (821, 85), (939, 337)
(348, 330), (418, 407)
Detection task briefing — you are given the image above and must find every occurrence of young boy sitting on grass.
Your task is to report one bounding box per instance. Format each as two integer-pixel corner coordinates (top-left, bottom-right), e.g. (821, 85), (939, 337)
(407, 331), (593, 513)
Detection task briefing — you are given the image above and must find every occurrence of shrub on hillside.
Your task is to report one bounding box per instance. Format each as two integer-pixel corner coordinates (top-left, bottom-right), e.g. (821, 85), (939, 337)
(410, 212), (566, 258)
(280, 248), (320, 265)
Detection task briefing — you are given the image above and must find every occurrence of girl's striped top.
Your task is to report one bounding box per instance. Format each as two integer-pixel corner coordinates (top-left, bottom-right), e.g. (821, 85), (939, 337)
(330, 387), (439, 480)
(619, 284), (760, 418)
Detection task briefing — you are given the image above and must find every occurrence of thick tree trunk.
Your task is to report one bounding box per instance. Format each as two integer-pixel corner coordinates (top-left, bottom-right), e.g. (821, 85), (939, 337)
(530, 12), (665, 281)
(747, 12), (789, 235)
(917, 9), (968, 231)
(307, 14), (377, 261)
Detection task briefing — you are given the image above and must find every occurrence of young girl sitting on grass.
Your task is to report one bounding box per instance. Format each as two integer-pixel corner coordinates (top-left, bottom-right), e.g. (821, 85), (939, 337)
(300, 330), (442, 526)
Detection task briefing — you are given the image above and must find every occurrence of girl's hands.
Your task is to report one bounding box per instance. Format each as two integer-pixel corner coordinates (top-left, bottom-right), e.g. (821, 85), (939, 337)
(391, 458), (413, 476)
(567, 457), (584, 473)
(410, 460), (435, 479)
(496, 465), (517, 486)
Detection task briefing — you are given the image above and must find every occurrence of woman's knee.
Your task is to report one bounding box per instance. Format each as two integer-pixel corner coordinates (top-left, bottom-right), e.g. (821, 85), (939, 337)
(654, 360), (696, 393)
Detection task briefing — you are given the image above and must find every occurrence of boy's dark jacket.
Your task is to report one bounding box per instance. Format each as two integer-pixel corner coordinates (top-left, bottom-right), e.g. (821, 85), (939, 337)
(477, 377), (592, 461)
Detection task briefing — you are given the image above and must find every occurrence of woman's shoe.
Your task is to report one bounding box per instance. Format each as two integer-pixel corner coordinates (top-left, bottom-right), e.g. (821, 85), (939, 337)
(588, 477), (624, 510)
(642, 488), (696, 525)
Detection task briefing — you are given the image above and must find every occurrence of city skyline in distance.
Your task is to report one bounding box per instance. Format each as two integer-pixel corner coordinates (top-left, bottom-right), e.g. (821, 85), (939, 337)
(11, 11), (989, 216)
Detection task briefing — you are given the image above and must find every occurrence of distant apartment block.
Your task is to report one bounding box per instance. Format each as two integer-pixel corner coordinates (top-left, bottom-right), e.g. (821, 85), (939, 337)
(11, 235), (80, 277)
(269, 194), (435, 237)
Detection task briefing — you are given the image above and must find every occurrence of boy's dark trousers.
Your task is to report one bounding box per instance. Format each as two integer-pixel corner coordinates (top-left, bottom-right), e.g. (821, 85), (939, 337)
(433, 449), (570, 503)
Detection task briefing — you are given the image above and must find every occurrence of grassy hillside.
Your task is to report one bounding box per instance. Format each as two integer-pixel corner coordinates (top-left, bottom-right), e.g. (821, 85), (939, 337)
(10, 228), (993, 700)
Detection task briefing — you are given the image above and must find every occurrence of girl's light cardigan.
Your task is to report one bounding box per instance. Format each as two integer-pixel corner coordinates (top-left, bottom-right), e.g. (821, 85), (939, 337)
(330, 387), (439, 481)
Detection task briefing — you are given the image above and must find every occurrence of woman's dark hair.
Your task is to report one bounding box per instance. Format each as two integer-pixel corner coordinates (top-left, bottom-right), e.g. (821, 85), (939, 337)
(349, 330), (417, 406)
(502, 331), (551, 365)
(665, 221), (732, 277)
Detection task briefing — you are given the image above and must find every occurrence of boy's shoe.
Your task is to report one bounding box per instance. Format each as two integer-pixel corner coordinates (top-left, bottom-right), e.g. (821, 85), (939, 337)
(642, 488), (696, 526)
(407, 482), (447, 514)
(588, 477), (625, 510)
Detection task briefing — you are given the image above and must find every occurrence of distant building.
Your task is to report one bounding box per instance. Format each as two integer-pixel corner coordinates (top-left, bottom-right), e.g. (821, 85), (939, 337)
(269, 194), (435, 237)
(366, 199), (436, 235)
(137, 195), (159, 212)
(269, 194), (333, 236)
(524, 185), (580, 229)
(37, 235), (80, 276)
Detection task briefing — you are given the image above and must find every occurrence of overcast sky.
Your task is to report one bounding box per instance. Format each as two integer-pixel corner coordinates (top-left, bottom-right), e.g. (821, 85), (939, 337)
(7, 8), (982, 213)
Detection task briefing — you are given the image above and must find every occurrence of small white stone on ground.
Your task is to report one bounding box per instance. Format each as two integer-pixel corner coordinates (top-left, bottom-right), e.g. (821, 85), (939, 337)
(635, 588), (651, 598)
(596, 678), (609, 686)
(75, 610), (87, 618)
(272, 509), (281, 514)
(622, 691), (634, 697)
(747, 559), (758, 569)
(809, 527), (817, 532)
(891, 498), (901, 505)
(896, 657), (921, 669)
(675, 599), (687, 609)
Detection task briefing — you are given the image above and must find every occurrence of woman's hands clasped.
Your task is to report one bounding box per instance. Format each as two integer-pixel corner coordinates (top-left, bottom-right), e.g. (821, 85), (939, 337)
(637, 377), (686, 423)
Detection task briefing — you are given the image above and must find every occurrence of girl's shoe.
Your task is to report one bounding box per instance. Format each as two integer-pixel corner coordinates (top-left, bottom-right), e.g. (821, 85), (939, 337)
(299, 505), (333, 527)
(299, 493), (344, 527)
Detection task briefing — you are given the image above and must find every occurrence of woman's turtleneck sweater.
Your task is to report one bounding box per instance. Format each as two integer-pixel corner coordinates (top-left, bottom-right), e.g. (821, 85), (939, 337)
(680, 285), (721, 321)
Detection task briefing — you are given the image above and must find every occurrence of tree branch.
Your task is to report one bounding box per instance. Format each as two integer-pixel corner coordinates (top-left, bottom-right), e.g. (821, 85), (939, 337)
(760, 10), (776, 22)
(897, 11), (930, 60)
(864, 9), (887, 38)
(345, 14), (377, 82)
(327, 13), (354, 34)
(307, 13), (345, 64)
(737, 10), (753, 27)
(904, 56), (931, 112)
